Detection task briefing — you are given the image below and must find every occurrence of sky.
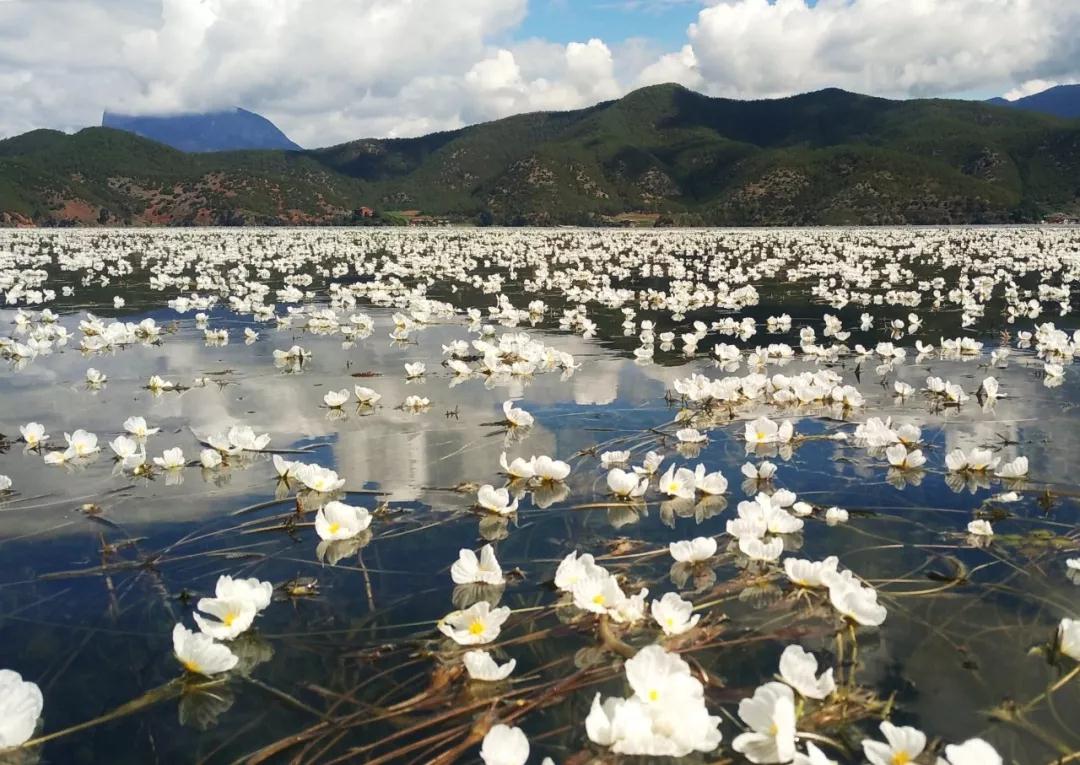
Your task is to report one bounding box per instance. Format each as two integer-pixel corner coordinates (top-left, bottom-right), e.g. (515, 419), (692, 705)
(0, 0), (1078, 148)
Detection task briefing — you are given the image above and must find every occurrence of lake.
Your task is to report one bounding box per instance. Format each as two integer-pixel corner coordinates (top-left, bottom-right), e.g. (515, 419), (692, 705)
(0, 226), (1078, 764)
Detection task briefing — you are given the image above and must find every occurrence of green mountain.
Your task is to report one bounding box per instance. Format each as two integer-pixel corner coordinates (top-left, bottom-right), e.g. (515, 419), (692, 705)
(2, 84), (1079, 227)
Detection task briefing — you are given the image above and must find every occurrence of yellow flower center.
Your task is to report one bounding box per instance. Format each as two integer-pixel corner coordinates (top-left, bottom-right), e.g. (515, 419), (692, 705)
(769, 723), (779, 736)
(592, 594), (605, 605)
(468, 620), (485, 635)
(892, 754), (911, 765)
(648, 689), (659, 702)
(328, 522), (341, 534)
(756, 431), (766, 441)
(182, 660), (202, 674)
(223, 611), (238, 627)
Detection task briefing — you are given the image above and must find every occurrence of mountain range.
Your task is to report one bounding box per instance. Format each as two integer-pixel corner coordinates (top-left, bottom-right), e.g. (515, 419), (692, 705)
(1, 83), (1078, 227)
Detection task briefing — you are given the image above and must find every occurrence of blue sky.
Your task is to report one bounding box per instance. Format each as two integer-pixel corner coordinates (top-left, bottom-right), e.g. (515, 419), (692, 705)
(519, 0), (702, 48)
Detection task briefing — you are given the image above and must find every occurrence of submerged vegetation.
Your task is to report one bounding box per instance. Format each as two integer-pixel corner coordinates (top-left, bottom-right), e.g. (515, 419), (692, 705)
(0, 226), (1078, 763)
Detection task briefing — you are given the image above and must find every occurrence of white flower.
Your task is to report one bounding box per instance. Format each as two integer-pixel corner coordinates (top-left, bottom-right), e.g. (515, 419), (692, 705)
(315, 501), (372, 540)
(227, 425), (271, 452)
(943, 739), (1002, 765)
(607, 468), (647, 498)
(353, 386), (382, 404)
(676, 428), (707, 444)
(742, 461), (777, 480)
(659, 466), (697, 499)
(200, 449), (223, 468)
(885, 444), (925, 469)
(153, 447), (186, 470)
(784, 556), (839, 588)
(404, 361), (425, 378)
(463, 650), (516, 682)
(651, 592), (700, 635)
(0, 669), (43, 748)
(402, 395), (430, 411)
(694, 465), (728, 495)
(172, 623), (238, 675)
(601, 450), (631, 468)
(214, 575), (273, 613)
(43, 450), (70, 466)
(146, 374), (173, 391)
(323, 389), (349, 408)
(477, 484), (519, 515)
(572, 570), (626, 614)
(778, 645), (835, 699)
(669, 537), (717, 563)
(123, 416), (160, 438)
(480, 724), (529, 765)
(554, 551), (605, 592)
(862, 721), (926, 765)
(996, 456), (1029, 478)
(634, 451), (664, 476)
(617, 645), (722, 755)
(273, 345), (309, 363)
(946, 448), (998, 472)
(824, 507), (849, 525)
(272, 454), (296, 478)
(294, 464), (346, 493)
(61, 429), (98, 458)
(745, 417), (792, 445)
(610, 587), (650, 625)
(499, 452), (535, 479)
(18, 422), (48, 448)
(86, 367), (107, 385)
(438, 601), (511, 645)
(791, 501), (814, 517)
(0, 476), (10, 493)
(502, 400), (534, 427)
(193, 597), (256, 640)
(739, 536), (784, 562)
(967, 519), (993, 537)
(451, 545), (504, 585)
(980, 377), (1001, 400)
(109, 435), (140, 460)
(732, 681), (797, 764)
(532, 455), (571, 481)
(827, 572), (887, 626)
(1059, 618), (1080, 660)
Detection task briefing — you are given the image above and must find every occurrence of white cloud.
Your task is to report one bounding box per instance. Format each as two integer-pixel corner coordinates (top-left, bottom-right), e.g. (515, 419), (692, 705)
(459, 38), (621, 124)
(679, 0), (1080, 100)
(0, 0), (1079, 147)
(637, 44), (702, 90)
(1003, 79), (1062, 102)
(0, 0), (531, 145)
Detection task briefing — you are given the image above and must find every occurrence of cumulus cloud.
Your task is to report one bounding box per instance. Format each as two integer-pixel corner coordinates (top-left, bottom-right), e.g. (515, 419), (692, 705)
(461, 38), (622, 123)
(0, 0), (1079, 147)
(680, 0), (1080, 100)
(1003, 79), (1063, 102)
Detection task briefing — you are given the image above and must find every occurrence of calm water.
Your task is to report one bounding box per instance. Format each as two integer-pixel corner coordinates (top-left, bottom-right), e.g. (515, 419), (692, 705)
(0, 227), (1078, 764)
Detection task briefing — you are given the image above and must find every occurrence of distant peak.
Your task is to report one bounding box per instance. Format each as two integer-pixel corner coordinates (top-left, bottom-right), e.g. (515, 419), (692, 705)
(101, 107), (301, 152)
